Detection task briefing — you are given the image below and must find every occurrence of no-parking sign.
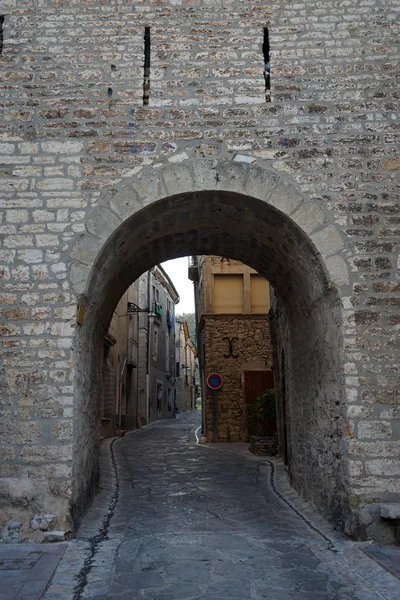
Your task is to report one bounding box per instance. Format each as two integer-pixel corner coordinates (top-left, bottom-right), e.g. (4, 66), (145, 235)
(207, 373), (223, 390)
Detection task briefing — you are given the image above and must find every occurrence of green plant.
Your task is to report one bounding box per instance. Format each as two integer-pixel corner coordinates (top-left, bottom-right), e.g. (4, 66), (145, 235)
(255, 389), (276, 418)
(246, 389), (276, 437)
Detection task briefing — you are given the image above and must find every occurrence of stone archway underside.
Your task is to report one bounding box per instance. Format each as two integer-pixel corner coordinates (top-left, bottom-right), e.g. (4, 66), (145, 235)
(70, 158), (349, 532)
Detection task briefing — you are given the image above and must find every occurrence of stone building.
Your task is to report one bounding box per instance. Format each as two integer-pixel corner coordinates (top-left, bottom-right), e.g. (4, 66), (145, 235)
(175, 317), (197, 413)
(100, 264), (179, 438)
(100, 282), (139, 439)
(136, 265), (179, 425)
(0, 0), (399, 542)
(190, 256), (273, 442)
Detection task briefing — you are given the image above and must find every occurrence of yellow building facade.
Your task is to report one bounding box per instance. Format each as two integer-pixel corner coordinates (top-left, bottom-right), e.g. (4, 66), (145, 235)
(190, 256), (274, 443)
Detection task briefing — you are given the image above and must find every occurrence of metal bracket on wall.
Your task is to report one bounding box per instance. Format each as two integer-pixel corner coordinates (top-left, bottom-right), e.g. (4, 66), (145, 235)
(223, 337), (239, 358)
(127, 302), (149, 314)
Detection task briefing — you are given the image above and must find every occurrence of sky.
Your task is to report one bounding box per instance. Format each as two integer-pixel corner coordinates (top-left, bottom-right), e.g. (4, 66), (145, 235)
(161, 257), (195, 315)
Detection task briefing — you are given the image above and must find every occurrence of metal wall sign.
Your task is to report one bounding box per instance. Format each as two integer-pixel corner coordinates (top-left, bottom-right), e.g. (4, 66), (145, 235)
(223, 336), (238, 358)
(207, 373), (223, 443)
(207, 373), (223, 390)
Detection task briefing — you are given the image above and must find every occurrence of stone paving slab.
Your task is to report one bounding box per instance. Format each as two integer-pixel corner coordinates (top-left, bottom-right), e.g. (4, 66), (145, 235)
(0, 543), (67, 600)
(361, 544), (400, 580)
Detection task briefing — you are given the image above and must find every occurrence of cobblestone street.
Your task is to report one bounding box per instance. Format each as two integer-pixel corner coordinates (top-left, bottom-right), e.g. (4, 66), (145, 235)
(43, 412), (399, 600)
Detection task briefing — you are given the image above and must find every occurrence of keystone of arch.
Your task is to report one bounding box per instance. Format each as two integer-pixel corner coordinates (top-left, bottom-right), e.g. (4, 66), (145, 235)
(69, 157), (349, 294)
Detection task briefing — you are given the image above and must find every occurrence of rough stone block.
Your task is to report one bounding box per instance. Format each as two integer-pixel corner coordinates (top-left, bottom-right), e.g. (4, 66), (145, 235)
(70, 262), (90, 294)
(132, 171), (165, 203)
(244, 166), (278, 203)
(216, 161), (249, 193)
(87, 140), (111, 154)
(291, 203), (326, 234)
(109, 187), (143, 221)
(380, 503), (400, 519)
(0, 422), (40, 444)
(86, 206), (122, 240)
(325, 255), (350, 286)
(36, 178), (74, 191)
(8, 478), (35, 503)
(163, 164), (193, 196)
(366, 459), (400, 476)
(383, 158), (400, 171)
(42, 141), (84, 154)
(1, 520), (22, 543)
(311, 225), (344, 257)
(192, 159), (218, 190)
(168, 152), (189, 164)
(70, 234), (104, 266)
(269, 180), (303, 216)
(44, 530), (66, 542)
(52, 420), (73, 441)
(31, 514), (57, 531)
(0, 143), (15, 155)
(358, 421), (392, 440)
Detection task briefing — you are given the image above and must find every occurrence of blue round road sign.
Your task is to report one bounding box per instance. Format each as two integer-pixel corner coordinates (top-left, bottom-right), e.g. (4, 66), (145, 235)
(207, 373), (223, 390)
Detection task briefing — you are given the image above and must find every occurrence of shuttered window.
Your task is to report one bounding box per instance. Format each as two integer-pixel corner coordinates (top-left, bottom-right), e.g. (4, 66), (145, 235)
(250, 275), (270, 313)
(214, 275), (244, 313)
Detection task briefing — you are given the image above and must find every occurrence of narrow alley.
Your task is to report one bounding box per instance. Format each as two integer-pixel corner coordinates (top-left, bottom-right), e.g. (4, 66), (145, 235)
(44, 413), (399, 600)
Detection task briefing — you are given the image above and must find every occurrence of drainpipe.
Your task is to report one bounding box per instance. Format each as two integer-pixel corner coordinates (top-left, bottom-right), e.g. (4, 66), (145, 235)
(177, 321), (182, 412)
(193, 277), (205, 434)
(146, 271), (151, 424)
(118, 356), (127, 431)
(135, 309), (140, 427)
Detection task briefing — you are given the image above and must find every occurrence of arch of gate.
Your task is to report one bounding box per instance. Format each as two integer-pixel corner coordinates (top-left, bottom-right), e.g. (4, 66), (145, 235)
(69, 157), (350, 531)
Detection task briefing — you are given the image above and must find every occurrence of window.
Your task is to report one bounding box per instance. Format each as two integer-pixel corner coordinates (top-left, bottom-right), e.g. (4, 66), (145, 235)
(250, 275), (270, 313)
(152, 327), (159, 361)
(214, 274), (244, 313)
(156, 381), (163, 411)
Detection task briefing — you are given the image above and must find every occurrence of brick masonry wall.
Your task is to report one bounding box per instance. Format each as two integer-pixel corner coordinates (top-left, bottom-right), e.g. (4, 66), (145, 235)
(0, 0), (398, 541)
(201, 314), (272, 443)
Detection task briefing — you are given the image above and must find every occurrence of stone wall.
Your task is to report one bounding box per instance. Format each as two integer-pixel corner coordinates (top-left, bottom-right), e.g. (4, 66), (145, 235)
(101, 291), (129, 437)
(270, 288), (351, 535)
(0, 0), (398, 541)
(201, 314), (272, 442)
(175, 318), (197, 413)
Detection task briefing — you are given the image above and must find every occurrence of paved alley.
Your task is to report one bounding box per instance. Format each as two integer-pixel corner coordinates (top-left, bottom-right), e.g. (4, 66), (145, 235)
(43, 412), (399, 600)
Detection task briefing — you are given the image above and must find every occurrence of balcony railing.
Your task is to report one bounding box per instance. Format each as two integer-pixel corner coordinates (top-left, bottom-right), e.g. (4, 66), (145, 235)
(154, 301), (162, 319)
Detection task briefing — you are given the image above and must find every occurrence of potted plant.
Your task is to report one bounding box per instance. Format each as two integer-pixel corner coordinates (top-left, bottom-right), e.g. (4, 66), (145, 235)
(246, 389), (278, 455)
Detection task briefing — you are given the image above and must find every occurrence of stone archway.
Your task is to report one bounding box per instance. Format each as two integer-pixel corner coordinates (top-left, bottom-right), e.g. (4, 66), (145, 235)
(69, 156), (350, 532)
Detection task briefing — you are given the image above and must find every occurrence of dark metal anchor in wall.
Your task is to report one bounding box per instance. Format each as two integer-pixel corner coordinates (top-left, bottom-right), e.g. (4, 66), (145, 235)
(223, 337), (239, 359)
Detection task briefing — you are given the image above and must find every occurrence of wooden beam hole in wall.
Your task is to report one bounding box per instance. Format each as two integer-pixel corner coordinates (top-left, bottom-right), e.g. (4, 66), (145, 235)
(263, 27), (271, 102)
(0, 16), (4, 54)
(143, 26), (151, 106)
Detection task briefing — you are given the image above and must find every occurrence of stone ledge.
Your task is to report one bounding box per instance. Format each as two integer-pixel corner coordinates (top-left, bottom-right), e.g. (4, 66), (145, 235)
(380, 503), (400, 520)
